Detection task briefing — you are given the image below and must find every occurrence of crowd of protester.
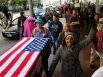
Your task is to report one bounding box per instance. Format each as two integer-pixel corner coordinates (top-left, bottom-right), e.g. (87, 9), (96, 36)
(17, 2), (103, 77)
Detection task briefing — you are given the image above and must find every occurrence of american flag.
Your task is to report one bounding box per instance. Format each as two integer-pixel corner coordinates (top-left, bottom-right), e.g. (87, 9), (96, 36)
(0, 37), (49, 77)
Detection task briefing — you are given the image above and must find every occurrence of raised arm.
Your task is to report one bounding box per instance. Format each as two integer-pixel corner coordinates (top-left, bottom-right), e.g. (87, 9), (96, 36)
(79, 26), (95, 50)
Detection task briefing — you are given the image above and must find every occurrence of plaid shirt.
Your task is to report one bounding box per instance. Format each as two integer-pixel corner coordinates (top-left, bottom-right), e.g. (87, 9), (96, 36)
(96, 30), (103, 52)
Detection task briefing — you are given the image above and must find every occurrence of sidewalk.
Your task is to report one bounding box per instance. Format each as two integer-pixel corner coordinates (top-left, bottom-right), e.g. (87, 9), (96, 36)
(12, 10), (30, 19)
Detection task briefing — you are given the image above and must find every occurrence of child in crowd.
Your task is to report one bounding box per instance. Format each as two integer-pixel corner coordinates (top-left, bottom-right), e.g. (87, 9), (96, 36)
(32, 17), (49, 38)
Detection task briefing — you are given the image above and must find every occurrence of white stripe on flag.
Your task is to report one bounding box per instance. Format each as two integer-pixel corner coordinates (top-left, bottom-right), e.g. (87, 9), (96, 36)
(0, 38), (34, 73)
(0, 38), (27, 61)
(18, 52), (40, 77)
(4, 52), (30, 77)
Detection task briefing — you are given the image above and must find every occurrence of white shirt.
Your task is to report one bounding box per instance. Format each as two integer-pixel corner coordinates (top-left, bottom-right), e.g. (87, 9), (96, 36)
(91, 66), (103, 77)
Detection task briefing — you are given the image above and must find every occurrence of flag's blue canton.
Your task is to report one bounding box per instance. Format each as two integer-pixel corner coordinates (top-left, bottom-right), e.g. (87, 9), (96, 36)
(23, 38), (49, 51)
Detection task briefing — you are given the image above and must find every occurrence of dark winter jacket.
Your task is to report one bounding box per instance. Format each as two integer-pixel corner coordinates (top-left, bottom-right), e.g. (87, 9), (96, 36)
(48, 27), (95, 77)
(18, 16), (26, 35)
(48, 20), (63, 38)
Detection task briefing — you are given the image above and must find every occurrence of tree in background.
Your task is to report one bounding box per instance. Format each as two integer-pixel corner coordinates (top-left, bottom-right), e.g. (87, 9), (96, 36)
(8, 0), (27, 10)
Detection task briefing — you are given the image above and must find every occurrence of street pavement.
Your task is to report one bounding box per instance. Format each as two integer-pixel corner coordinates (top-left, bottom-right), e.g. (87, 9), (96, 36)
(0, 11), (100, 77)
(0, 26), (18, 55)
(13, 10), (30, 19)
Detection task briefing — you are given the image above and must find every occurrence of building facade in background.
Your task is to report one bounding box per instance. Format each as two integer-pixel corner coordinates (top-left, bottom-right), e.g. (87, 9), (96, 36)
(32, 0), (41, 6)
(33, 0), (103, 7)
(42, 0), (67, 6)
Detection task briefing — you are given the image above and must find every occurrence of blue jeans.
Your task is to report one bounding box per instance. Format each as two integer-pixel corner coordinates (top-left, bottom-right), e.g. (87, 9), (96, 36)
(52, 36), (58, 54)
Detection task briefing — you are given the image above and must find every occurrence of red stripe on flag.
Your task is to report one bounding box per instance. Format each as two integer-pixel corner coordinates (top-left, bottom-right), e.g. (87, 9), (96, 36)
(0, 51), (24, 76)
(25, 52), (41, 77)
(11, 52), (34, 77)
(0, 38), (30, 66)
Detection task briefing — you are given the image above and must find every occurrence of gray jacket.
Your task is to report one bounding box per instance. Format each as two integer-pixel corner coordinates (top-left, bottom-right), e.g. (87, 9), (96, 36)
(48, 27), (95, 77)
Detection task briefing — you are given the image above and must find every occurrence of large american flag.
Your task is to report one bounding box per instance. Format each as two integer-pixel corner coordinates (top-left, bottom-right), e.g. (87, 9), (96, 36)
(0, 37), (49, 77)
